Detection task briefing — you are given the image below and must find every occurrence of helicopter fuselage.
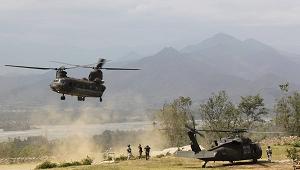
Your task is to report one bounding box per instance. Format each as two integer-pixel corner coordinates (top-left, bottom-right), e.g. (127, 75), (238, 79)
(199, 139), (262, 162)
(50, 77), (106, 98)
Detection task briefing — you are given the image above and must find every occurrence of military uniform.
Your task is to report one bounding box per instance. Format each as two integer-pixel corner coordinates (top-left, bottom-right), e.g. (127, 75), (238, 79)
(266, 146), (272, 162)
(138, 144), (143, 159)
(144, 145), (151, 160)
(127, 145), (132, 160)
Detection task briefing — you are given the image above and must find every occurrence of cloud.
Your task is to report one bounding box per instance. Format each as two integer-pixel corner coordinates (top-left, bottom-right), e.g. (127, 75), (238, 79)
(0, 0), (300, 66)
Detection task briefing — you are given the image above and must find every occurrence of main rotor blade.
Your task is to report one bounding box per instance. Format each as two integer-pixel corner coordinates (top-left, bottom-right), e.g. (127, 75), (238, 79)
(195, 129), (248, 133)
(248, 131), (299, 134)
(5, 65), (57, 70)
(102, 67), (141, 70)
(185, 125), (204, 137)
(49, 61), (96, 68)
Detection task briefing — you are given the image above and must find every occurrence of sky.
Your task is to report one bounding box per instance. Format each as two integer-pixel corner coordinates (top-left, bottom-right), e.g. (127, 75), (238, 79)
(1, 0), (300, 74)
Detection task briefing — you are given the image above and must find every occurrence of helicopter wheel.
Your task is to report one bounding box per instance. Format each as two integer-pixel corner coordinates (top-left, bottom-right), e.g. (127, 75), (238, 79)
(99, 97), (102, 102)
(202, 161), (208, 168)
(61, 95), (65, 100)
(77, 96), (85, 101)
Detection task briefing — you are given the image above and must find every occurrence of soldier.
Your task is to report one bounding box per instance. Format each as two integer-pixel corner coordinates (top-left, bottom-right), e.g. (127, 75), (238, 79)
(127, 144), (132, 160)
(138, 144), (143, 159)
(144, 145), (151, 160)
(266, 145), (272, 162)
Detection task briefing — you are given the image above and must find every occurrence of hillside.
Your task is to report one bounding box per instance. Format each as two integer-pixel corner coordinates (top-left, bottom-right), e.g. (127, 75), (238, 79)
(1, 33), (299, 123)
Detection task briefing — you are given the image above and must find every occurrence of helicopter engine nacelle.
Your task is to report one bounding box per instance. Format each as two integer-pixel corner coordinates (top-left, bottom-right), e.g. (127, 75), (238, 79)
(94, 78), (104, 84)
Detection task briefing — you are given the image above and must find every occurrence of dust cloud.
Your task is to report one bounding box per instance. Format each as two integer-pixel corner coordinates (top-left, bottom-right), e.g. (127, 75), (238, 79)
(28, 96), (167, 162)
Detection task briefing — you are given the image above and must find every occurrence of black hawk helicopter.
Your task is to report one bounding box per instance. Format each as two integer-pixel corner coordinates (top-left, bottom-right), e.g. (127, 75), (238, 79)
(175, 117), (263, 168)
(5, 59), (140, 102)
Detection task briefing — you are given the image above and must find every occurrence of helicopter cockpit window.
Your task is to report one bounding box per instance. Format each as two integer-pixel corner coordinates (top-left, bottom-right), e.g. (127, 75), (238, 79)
(59, 79), (66, 84)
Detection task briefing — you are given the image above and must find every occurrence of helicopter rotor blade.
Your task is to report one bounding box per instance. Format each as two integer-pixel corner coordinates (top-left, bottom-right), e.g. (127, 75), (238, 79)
(102, 67), (141, 70)
(49, 61), (96, 68)
(5, 65), (57, 70)
(5, 64), (76, 70)
(194, 128), (248, 133)
(96, 58), (106, 69)
(185, 124), (204, 137)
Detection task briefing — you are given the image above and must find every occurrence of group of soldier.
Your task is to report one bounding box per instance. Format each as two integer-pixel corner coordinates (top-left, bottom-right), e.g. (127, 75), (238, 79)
(127, 144), (151, 160)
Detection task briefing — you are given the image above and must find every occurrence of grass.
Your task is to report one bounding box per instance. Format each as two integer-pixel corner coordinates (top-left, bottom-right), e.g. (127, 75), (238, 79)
(51, 156), (293, 170)
(260, 144), (291, 160)
(52, 145), (293, 170)
(1, 145), (294, 170)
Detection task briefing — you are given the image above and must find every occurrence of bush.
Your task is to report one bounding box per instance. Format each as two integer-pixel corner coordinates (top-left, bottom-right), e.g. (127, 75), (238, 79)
(293, 141), (300, 147)
(286, 147), (299, 161)
(156, 154), (165, 158)
(59, 161), (81, 167)
(35, 161), (57, 169)
(115, 155), (128, 161)
(35, 156), (93, 169)
(81, 156), (93, 165)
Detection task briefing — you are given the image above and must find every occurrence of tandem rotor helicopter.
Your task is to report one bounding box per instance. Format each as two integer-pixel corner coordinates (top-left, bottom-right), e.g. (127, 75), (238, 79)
(5, 59), (140, 102)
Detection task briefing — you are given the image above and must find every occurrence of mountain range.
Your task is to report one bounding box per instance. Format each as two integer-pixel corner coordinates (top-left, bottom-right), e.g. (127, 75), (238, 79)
(1, 33), (299, 123)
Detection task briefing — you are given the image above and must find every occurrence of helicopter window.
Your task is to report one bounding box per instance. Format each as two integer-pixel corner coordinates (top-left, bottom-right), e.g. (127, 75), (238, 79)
(59, 79), (65, 84)
(243, 145), (251, 154)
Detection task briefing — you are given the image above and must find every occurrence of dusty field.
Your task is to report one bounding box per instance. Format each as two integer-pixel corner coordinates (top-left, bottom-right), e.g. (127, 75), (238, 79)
(0, 145), (295, 170)
(52, 157), (293, 170)
(0, 157), (294, 170)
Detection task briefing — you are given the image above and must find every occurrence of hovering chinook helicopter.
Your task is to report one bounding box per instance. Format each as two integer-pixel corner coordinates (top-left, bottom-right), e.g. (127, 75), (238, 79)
(5, 59), (140, 102)
(176, 116), (262, 168)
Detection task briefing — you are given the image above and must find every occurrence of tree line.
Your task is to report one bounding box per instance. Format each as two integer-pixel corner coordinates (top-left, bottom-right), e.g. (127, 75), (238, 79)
(156, 83), (300, 147)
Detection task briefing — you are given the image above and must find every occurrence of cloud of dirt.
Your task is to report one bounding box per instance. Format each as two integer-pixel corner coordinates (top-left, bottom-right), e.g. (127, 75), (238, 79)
(28, 93), (165, 162)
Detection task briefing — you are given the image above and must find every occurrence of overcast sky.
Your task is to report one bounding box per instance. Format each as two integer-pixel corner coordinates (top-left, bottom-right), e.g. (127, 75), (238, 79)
(1, 0), (300, 74)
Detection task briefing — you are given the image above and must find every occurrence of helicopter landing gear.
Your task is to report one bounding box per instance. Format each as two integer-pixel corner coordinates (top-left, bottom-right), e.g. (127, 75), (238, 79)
(99, 97), (102, 102)
(77, 96), (85, 101)
(61, 95), (65, 100)
(202, 161), (208, 168)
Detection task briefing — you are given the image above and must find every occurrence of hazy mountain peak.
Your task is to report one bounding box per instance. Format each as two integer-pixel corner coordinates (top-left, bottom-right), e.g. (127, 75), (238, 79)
(155, 47), (181, 57)
(181, 33), (242, 53)
(210, 33), (240, 42)
(243, 38), (276, 52)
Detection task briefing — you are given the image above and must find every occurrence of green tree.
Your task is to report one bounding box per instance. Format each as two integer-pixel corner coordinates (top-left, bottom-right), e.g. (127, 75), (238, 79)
(238, 94), (268, 129)
(275, 92), (300, 134)
(286, 147), (299, 162)
(199, 91), (241, 138)
(156, 96), (192, 147)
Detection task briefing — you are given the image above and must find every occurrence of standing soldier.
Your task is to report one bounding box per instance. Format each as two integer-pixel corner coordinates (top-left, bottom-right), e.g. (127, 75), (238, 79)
(138, 144), (143, 159)
(127, 145), (132, 160)
(144, 145), (151, 160)
(266, 146), (272, 162)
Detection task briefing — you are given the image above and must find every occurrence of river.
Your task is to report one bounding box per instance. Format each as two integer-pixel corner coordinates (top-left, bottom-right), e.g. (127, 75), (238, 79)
(0, 121), (154, 141)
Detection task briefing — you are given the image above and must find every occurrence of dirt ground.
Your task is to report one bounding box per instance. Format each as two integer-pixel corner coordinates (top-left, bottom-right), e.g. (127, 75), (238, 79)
(0, 157), (294, 170)
(0, 144), (295, 170)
